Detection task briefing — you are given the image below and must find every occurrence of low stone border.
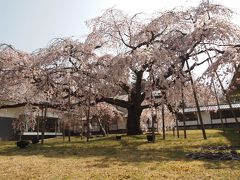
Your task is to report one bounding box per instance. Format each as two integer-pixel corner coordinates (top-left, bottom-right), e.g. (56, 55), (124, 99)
(186, 151), (240, 160)
(201, 145), (240, 151)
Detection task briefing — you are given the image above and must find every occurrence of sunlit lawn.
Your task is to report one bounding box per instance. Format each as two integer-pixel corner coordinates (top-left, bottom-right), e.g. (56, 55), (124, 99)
(0, 129), (240, 179)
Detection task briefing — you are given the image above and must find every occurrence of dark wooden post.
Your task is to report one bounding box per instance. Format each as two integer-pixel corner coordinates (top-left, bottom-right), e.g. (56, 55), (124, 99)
(175, 116), (180, 138)
(162, 104), (165, 140)
(37, 114), (40, 139)
(41, 105), (47, 144)
(68, 87), (71, 142)
(86, 97), (91, 142)
(207, 62), (224, 131)
(181, 84), (187, 138)
(205, 47), (239, 132)
(186, 60), (207, 139)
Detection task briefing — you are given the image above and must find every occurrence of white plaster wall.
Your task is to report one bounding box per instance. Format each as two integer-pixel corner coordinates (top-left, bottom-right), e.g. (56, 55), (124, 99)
(45, 111), (59, 118)
(0, 107), (24, 118)
(220, 118), (239, 124)
(117, 118), (126, 129)
(0, 107), (59, 119)
(179, 120), (197, 126)
(201, 112), (211, 124)
(178, 111), (240, 126)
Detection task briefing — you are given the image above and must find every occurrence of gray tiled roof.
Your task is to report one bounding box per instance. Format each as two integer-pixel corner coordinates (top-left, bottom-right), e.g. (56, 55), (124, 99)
(184, 103), (240, 112)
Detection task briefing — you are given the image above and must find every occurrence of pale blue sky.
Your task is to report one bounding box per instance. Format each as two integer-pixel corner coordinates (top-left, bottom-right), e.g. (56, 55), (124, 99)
(0, 0), (239, 52)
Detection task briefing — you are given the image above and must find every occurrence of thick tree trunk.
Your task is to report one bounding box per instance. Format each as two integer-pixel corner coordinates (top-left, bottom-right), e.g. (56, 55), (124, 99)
(127, 106), (142, 135)
(126, 70), (145, 135)
(99, 70), (145, 135)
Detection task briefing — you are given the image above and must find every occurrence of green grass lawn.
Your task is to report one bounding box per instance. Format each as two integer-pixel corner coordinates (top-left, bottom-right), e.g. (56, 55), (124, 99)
(0, 129), (240, 179)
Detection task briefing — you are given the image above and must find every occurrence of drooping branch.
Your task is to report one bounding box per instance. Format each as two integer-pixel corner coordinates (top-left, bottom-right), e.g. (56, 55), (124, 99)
(189, 47), (225, 57)
(140, 100), (162, 110)
(0, 100), (85, 111)
(117, 81), (130, 94)
(62, 88), (85, 99)
(97, 97), (130, 109)
(0, 103), (28, 109)
(186, 56), (217, 73)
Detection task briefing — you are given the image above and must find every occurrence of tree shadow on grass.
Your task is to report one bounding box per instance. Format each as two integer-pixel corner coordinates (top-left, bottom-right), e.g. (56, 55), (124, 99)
(219, 130), (240, 146)
(0, 136), (186, 163)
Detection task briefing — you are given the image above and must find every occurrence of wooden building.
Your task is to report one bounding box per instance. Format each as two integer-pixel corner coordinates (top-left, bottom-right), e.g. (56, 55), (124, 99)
(177, 103), (240, 129)
(0, 106), (62, 140)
